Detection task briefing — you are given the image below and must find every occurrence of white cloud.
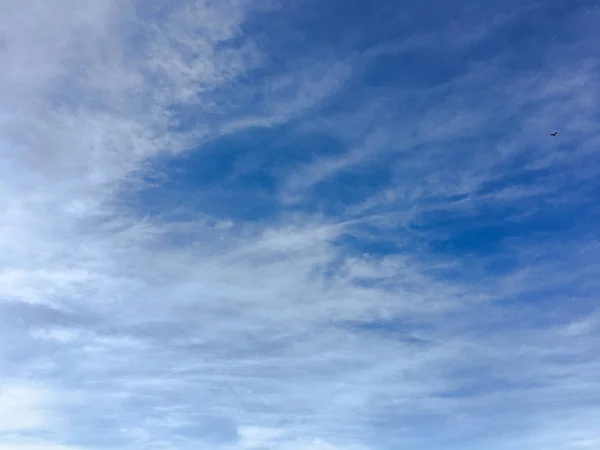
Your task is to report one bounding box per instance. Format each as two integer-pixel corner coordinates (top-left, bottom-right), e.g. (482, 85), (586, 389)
(0, 1), (599, 449)
(238, 426), (284, 448)
(0, 384), (53, 432)
(222, 60), (353, 134)
(0, 445), (82, 450)
(30, 327), (82, 343)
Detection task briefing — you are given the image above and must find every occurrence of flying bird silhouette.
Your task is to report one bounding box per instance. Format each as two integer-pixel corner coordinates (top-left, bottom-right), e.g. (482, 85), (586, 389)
(550, 132), (557, 136)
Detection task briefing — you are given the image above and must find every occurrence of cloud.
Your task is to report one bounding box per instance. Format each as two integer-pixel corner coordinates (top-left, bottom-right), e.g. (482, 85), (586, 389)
(221, 59), (354, 133)
(1, 0), (600, 449)
(0, 445), (83, 450)
(238, 426), (284, 448)
(0, 383), (53, 432)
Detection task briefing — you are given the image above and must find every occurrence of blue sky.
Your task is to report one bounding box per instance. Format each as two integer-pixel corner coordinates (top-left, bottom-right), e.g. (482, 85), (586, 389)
(1, 0), (600, 449)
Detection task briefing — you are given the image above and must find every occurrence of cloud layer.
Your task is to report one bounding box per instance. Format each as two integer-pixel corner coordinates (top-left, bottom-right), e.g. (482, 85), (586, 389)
(1, 1), (600, 449)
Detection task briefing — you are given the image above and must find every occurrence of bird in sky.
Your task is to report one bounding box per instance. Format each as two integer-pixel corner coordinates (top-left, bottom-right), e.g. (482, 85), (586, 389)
(550, 132), (557, 136)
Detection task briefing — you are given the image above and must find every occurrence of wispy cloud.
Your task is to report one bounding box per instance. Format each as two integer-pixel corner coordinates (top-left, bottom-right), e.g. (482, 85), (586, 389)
(1, 0), (600, 449)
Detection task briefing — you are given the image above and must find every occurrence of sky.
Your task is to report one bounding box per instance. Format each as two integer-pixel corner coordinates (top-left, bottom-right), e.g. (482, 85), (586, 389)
(1, 0), (600, 449)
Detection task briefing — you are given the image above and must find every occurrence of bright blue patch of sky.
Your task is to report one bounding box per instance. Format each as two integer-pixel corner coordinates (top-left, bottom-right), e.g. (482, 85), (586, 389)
(122, 0), (600, 324)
